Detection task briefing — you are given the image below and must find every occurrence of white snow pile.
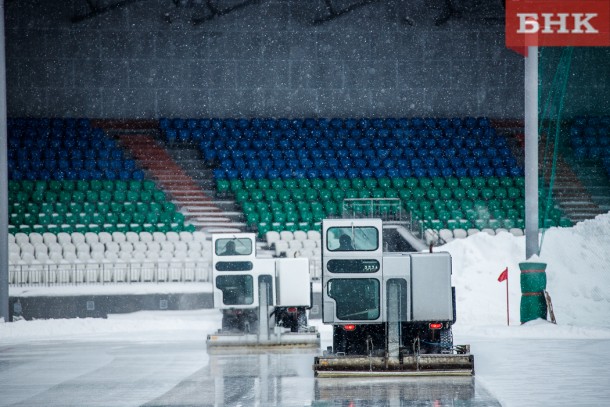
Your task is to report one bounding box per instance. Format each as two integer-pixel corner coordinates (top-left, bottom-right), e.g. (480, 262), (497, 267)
(447, 211), (610, 337)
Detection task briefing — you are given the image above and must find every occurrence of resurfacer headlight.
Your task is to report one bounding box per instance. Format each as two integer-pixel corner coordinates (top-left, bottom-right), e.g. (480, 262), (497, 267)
(343, 324), (356, 331)
(429, 323), (443, 330)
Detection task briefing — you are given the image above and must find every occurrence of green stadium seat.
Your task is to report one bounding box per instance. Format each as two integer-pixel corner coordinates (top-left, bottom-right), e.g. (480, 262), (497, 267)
(412, 188), (425, 201)
(297, 179), (311, 189)
(385, 189), (398, 198)
(405, 178), (418, 189)
(426, 188), (439, 200)
(480, 188), (494, 200)
(270, 179), (284, 190)
(217, 179), (230, 194)
(241, 179), (255, 190)
(257, 222), (271, 238)
(305, 189), (318, 201)
(230, 179), (244, 192)
(391, 178), (405, 189)
(453, 188), (466, 200)
(378, 178), (392, 189)
(324, 179), (338, 189)
(284, 179), (298, 190)
(257, 179), (270, 190)
(459, 178), (473, 189)
(432, 177), (445, 189)
(439, 188), (452, 200)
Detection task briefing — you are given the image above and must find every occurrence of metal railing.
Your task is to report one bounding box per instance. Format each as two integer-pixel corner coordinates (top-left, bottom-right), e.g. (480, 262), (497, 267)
(342, 198), (405, 221)
(8, 260), (213, 286)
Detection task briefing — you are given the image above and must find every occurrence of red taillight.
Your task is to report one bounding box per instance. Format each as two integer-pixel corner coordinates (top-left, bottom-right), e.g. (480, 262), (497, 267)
(287, 307), (297, 313)
(429, 323), (443, 330)
(343, 324), (356, 331)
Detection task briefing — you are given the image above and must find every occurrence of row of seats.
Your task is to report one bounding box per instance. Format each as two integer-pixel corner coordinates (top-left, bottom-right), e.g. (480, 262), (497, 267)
(161, 116), (493, 130)
(219, 176), (524, 192)
(424, 227), (525, 245)
(210, 143), (510, 161)
(570, 117), (610, 176)
(8, 118), (143, 181)
(9, 179), (159, 193)
(8, 119), (104, 142)
(10, 231), (208, 246)
(7, 179), (194, 235)
(10, 261), (210, 285)
(9, 231), (212, 285)
(213, 166), (522, 180)
(9, 168), (145, 182)
(10, 222), (194, 235)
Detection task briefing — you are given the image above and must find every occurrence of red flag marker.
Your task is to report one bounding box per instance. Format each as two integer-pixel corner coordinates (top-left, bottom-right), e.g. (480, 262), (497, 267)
(498, 267), (509, 325)
(498, 267), (508, 282)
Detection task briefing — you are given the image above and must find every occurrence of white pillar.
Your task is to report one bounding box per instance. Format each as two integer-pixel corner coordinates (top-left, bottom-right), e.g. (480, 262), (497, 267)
(524, 46), (539, 259)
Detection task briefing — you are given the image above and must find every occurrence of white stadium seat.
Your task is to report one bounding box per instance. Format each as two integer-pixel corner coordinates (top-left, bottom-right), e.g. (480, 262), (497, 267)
(85, 232), (99, 245)
(71, 232), (86, 245)
(57, 232), (72, 245)
(166, 232), (180, 242)
(274, 240), (289, 257)
(192, 231), (206, 242)
(29, 233), (43, 245)
(179, 231), (194, 242)
(288, 240), (303, 249)
(307, 230), (321, 241)
(15, 233), (29, 246)
(439, 229), (454, 243)
(510, 228), (524, 236)
(265, 231), (280, 247)
(42, 232), (57, 245)
(153, 232), (167, 242)
(112, 232), (127, 243)
(98, 232), (112, 244)
(453, 229), (468, 239)
(280, 231), (294, 241)
(187, 241), (203, 252)
(125, 231), (140, 244)
(293, 230), (307, 241)
(147, 241), (161, 252)
(139, 231), (153, 243)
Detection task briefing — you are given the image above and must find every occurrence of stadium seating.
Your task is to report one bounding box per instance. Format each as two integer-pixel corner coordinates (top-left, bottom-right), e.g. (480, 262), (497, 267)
(8, 231), (210, 284)
(569, 116), (610, 176)
(7, 118), (194, 236)
(160, 116), (571, 239)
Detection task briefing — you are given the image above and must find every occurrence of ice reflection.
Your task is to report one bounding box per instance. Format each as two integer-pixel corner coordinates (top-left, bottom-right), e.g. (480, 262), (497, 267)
(204, 351), (500, 407)
(313, 376), (490, 407)
(209, 350), (317, 406)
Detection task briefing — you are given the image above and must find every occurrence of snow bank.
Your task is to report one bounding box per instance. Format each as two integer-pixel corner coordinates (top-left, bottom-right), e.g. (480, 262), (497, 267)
(446, 212), (610, 329)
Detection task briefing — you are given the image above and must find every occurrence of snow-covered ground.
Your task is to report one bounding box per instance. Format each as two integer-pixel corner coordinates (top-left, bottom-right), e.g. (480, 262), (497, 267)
(2, 213), (610, 406)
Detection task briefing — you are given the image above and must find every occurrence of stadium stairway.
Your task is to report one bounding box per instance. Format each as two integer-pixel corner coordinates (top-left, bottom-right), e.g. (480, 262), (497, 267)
(116, 134), (245, 235)
(564, 158), (610, 216)
(538, 141), (604, 223)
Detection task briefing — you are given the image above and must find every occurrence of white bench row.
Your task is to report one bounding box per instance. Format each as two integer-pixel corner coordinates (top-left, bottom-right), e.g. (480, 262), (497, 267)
(265, 230), (321, 247)
(9, 260), (212, 285)
(425, 228), (525, 245)
(10, 231), (209, 246)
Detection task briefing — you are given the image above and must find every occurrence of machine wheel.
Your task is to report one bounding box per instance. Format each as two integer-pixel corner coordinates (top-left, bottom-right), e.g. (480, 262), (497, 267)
(221, 313), (238, 332)
(440, 327), (453, 353)
(297, 308), (308, 332)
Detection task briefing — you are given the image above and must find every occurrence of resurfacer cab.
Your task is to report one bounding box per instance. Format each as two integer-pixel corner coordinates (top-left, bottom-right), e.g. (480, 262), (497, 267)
(315, 218), (474, 377)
